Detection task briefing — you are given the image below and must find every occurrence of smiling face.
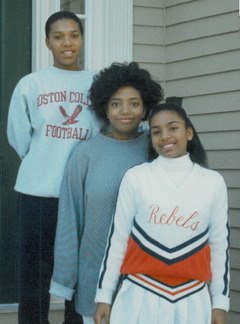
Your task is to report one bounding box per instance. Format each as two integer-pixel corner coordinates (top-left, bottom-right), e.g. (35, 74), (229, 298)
(45, 18), (83, 71)
(106, 86), (146, 140)
(150, 110), (193, 158)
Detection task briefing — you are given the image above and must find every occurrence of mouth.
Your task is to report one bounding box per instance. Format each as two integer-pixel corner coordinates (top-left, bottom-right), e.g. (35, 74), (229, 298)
(62, 51), (74, 57)
(119, 118), (134, 123)
(161, 143), (175, 150)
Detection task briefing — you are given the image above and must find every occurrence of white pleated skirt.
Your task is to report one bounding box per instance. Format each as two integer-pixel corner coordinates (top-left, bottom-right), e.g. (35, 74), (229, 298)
(110, 279), (211, 324)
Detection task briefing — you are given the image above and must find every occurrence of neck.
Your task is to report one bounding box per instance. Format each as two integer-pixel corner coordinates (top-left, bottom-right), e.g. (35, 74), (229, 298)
(106, 132), (141, 140)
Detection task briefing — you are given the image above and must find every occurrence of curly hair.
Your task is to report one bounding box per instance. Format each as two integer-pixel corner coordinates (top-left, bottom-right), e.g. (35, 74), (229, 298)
(148, 103), (208, 167)
(89, 62), (164, 122)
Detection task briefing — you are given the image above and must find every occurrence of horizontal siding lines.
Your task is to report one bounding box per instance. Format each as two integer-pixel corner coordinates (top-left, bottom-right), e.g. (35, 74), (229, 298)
(165, 10), (237, 28)
(133, 0), (164, 9)
(165, 45), (240, 66)
(166, 31), (240, 62)
(134, 7), (164, 26)
(165, 12), (238, 44)
(165, 69), (240, 84)
(165, 71), (240, 98)
(165, 0), (236, 18)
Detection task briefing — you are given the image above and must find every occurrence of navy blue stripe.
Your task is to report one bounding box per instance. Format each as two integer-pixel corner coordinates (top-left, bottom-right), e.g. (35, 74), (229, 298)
(98, 221), (115, 289)
(144, 275), (193, 289)
(131, 230), (208, 265)
(133, 218), (209, 253)
(223, 221), (230, 296)
(126, 277), (206, 303)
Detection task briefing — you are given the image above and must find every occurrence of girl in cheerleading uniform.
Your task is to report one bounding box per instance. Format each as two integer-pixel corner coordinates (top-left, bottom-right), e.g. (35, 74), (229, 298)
(94, 103), (230, 324)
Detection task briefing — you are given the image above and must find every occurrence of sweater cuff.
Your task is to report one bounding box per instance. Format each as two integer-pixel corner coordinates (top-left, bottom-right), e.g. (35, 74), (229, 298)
(212, 294), (229, 312)
(95, 288), (114, 305)
(49, 280), (75, 301)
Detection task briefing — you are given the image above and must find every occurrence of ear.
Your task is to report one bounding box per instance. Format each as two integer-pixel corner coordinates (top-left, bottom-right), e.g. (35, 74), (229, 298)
(45, 38), (51, 50)
(187, 127), (193, 141)
(142, 107), (147, 120)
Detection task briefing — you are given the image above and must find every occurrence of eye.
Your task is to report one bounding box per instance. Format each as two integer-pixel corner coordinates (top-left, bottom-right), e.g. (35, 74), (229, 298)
(151, 130), (161, 136)
(53, 35), (61, 40)
(111, 102), (120, 107)
(131, 101), (140, 107)
(170, 127), (178, 131)
(72, 33), (80, 38)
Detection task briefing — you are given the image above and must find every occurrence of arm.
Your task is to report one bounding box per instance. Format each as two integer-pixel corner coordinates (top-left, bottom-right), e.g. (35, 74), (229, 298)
(94, 303), (111, 324)
(211, 309), (226, 324)
(50, 144), (88, 300)
(7, 79), (33, 159)
(208, 175), (230, 313)
(95, 170), (137, 305)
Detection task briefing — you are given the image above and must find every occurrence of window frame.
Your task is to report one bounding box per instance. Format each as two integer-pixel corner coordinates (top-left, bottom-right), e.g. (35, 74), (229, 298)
(32, 0), (133, 71)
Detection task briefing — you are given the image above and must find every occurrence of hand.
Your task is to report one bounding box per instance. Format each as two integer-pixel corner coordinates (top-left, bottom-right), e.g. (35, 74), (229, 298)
(94, 303), (111, 324)
(211, 309), (226, 324)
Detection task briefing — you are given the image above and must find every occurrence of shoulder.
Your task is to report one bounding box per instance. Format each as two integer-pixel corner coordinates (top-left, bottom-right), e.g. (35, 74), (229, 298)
(15, 67), (51, 87)
(70, 134), (102, 157)
(194, 164), (226, 186)
(124, 160), (150, 178)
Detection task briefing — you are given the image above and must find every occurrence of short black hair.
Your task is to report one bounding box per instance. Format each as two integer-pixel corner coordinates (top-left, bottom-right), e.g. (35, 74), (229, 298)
(89, 62), (164, 122)
(45, 11), (83, 39)
(148, 103), (208, 167)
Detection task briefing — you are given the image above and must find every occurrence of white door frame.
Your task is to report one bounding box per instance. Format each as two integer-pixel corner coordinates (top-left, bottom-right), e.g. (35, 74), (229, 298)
(32, 0), (133, 71)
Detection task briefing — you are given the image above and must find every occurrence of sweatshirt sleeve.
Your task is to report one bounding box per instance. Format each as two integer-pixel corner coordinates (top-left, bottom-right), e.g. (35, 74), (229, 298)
(50, 144), (88, 300)
(7, 78), (33, 159)
(208, 174), (230, 311)
(95, 169), (137, 304)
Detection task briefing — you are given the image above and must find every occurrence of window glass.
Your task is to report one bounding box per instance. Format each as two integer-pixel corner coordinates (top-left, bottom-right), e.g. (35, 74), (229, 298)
(60, 0), (85, 69)
(61, 0), (85, 13)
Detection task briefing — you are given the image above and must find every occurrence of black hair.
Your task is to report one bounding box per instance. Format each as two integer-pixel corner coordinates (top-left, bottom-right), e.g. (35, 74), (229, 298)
(148, 103), (208, 167)
(89, 62), (164, 122)
(45, 11), (83, 39)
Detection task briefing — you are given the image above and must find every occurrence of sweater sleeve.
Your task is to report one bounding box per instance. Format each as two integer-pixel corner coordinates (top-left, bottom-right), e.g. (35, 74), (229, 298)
(7, 79), (33, 159)
(208, 175), (230, 311)
(95, 170), (136, 304)
(50, 144), (88, 300)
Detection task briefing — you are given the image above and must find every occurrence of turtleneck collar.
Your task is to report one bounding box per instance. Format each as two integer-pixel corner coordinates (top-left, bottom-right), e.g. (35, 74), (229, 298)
(156, 153), (193, 173)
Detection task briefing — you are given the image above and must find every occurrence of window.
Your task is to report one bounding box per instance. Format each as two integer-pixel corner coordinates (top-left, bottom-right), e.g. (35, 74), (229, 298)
(32, 0), (133, 71)
(60, 0), (85, 69)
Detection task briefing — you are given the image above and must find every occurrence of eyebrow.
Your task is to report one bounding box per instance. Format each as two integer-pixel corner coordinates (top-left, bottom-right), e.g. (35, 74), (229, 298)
(150, 120), (180, 129)
(52, 30), (80, 34)
(110, 97), (141, 101)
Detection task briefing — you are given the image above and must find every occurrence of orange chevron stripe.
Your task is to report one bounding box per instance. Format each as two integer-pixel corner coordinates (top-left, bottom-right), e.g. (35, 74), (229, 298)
(121, 237), (211, 283)
(132, 274), (203, 296)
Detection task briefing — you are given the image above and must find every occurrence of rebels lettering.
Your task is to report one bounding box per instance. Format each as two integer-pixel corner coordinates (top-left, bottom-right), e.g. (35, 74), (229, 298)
(148, 204), (200, 231)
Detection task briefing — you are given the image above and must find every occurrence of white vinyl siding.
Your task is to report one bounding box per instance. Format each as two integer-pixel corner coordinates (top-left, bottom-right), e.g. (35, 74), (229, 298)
(133, 0), (240, 323)
(133, 0), (165, 82)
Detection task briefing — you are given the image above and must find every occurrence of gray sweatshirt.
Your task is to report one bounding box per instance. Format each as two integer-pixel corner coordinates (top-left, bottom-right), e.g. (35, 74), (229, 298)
(50, 132), (148, 316)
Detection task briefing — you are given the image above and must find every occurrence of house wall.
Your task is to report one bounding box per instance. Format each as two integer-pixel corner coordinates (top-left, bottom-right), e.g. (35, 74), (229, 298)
(133, 0), (240, 323)
(133, 0), (165, 83)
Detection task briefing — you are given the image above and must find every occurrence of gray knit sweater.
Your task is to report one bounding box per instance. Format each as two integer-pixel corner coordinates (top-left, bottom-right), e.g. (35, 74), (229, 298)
(50, 132), (148, 316)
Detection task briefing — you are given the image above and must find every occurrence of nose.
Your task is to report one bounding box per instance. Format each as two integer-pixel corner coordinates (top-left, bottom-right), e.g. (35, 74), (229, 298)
(161, 128), (170, 140)
(121, 103), (131, 114)
(63, 36), (72, 46)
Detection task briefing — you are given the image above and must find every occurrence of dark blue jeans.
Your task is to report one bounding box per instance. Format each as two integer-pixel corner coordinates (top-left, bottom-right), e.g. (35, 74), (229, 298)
(17, 193), (83, 324)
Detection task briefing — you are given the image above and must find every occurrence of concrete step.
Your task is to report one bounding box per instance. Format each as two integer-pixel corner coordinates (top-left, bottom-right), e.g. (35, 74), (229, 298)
(0, 296), (65, 324)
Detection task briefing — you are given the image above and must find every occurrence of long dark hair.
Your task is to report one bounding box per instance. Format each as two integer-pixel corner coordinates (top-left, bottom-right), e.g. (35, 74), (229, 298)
(148, 103), (208, 167)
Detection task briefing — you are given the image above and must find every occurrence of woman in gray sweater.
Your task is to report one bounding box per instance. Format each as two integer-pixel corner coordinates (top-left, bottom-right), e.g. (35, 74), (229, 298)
(50, 62), (164, 324)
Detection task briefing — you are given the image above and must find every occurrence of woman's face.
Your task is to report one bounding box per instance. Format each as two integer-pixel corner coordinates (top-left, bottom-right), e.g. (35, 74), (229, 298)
(46, 18), (83, 71)
(150, 110), (193, 158)
(106, 86), (146, 140)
